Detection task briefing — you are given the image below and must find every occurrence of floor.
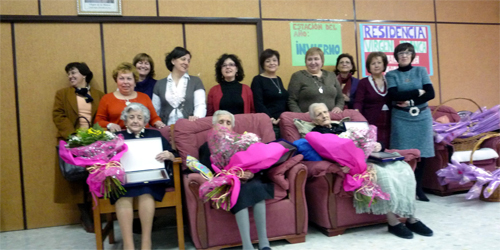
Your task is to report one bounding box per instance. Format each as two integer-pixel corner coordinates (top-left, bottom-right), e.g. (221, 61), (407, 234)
(1, 193), (499, 250)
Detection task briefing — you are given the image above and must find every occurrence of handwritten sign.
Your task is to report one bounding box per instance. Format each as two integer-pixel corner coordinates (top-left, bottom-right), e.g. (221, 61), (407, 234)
(359, 24), (433, 77)
(290, 22), (342, 66)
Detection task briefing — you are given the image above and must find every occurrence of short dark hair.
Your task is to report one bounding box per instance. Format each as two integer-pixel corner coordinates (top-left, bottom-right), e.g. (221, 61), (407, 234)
(65, 62), (93, 83)
(259, 49), (280, 70)
(132, 53), (155, 78)
(394, 42), (416, 62)
(215, 54), (245, 83)
(365, 52), (388, 74)
(334, 53), (357, 75)
(165, 47), (191, 71)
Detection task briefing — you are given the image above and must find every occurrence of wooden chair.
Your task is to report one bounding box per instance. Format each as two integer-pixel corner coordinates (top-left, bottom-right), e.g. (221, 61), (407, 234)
(92, 157), (184, 250)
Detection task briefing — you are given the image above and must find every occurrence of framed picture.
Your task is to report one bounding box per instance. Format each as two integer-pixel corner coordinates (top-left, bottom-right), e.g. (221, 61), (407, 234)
(77, 0), (122, 16)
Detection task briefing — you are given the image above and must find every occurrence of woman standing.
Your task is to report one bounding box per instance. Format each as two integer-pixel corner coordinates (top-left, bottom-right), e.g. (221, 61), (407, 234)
(207, 54), (254, 116)
(386, 43), (435, 202)
(334, 53), (360, 109)
(353, 52), (391, 148)
(95, 62), (165, 132)
(53, 62), (105, 140)
(251, 49), (288, 138)
(288, 47), (344, 113)
(152, 47), (206, 125)
(133, 53), (157, 99)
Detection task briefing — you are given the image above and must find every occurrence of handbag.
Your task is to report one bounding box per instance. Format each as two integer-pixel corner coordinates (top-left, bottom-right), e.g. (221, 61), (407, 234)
(57, 116), (91, 182)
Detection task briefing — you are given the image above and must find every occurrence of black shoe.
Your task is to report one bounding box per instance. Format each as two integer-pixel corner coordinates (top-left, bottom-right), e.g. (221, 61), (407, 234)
(260, 247), (272, 250)
(406, 221), (433, 236)
(416, 189), (430, 202)
(388, 223), (413, 239)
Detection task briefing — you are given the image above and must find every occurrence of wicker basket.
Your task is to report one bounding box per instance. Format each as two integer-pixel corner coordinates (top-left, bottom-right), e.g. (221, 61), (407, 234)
(480, 182), (500, 202)
(433, 98), (491, 151)
(471, 135), (500, 202)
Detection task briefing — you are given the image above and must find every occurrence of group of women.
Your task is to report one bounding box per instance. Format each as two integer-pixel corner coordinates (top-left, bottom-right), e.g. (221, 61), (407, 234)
(53, 42), (435, 248)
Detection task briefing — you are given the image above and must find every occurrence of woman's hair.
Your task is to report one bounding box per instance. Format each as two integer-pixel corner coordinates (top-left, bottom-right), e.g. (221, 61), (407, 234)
(305, 47), (324, 65)
(334, 53), (357, 75)
(394, 42), (416, 62)
(365, 52), (388, 74)
(259, 49), (280, 70)
(212, 110), (235, 126)
(165, 47), (191, 72)
(120, 103), (151, 125)
(112, 62), (139, 83)
(65, 62), (93, 84)
(308, 103), (328, 120)
(132, 53), (155, 78)
(215, 54), (245, 83)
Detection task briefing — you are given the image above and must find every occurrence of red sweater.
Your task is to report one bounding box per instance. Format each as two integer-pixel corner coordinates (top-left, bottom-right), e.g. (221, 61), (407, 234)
(207, 84), (255, 116)
(95, 92), (161, 129)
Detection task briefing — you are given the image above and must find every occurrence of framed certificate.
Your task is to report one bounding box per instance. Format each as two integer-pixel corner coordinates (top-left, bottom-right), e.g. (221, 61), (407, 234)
(77, 0), (122, 16)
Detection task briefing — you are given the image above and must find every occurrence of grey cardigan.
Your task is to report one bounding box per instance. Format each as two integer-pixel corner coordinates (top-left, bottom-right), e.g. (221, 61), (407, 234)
(287, 69), (344, 112)
(153, 75), (205, 124)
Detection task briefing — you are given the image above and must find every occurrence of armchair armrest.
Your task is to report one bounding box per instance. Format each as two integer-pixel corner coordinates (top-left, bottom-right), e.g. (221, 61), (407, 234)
(267, 154), (304, 190)
(480, 135), (500, 166)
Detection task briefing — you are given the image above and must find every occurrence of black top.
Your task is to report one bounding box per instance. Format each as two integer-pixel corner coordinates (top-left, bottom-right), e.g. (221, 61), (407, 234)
(311, 123), (346, 135)
(250, 75), (289, 119)
(219, 80), (244, 114)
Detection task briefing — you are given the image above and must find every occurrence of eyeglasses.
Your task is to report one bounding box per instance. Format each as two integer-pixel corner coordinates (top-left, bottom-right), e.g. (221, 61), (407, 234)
(397, 51), (412, 56)
(339, 61), (351, 65)
(222, 63), (236, 68)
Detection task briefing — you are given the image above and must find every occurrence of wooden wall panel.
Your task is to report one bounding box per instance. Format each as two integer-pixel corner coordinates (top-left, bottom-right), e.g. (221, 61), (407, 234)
(262, 0), (353, 20)
(263, 21), (356, 89)
(15, 23), (104, 229)
(158, 0), (259, 18)
(436, 0), (500, 23)
(0, 23), (24, 232)
(355, 0), (435, 22)
(437, 24), (499, 111)
(102, 23), (183, 91)
(122, 0), (157, 16)
(40, 0), (77, 16)
(356, 22), (441, 106)
(0, 0), (39, 15)
(185, 24), (259, 92)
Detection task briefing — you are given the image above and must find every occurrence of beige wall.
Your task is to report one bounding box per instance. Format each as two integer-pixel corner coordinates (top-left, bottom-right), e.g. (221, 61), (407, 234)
(1, 0), (499, 231)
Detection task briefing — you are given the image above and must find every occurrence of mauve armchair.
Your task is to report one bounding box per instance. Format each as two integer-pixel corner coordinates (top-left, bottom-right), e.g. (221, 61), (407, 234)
(279, 109), (420, 236)
(174, 113), (308, 249)
(423, 105), (500, 195)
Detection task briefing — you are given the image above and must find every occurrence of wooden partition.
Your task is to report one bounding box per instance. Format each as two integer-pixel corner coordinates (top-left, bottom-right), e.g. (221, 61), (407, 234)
(437, 24), (500, 111)
(102, 23), (184, 91)
(0, 0), (499, 231)
(0, 23), (24, 232)
(185, 24), (259, 91)
(14, 23), (105, 229)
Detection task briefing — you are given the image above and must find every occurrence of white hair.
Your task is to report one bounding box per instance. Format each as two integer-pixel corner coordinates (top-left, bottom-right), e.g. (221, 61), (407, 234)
(212, 110), (235, 126)
(308, 103), (328, 120)
(120, 102), (151, 124)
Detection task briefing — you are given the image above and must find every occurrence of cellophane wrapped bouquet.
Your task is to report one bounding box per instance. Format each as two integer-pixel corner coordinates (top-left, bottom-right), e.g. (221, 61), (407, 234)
(199, 127), (260, 211)
(59, 124), (128, 204)
(338, 125), (390, 206)
(199, 127), (288, 211)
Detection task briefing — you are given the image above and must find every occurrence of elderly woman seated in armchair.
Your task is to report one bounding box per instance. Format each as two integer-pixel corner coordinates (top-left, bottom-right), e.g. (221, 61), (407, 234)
(113, 103), (176, 250)
(307, 103), (433, 239)
(198, 110), (274, 250)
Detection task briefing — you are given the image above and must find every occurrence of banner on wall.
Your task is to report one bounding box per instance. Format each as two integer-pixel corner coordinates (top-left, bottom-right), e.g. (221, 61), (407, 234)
(359, 24), (433, 77)
(290, 22), (342, 66)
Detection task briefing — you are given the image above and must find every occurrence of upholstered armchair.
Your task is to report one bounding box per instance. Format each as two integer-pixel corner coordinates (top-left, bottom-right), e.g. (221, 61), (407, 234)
(279, 110), (420, 236)
(423, 105), (500, 195)
(174, 113), (308, 249)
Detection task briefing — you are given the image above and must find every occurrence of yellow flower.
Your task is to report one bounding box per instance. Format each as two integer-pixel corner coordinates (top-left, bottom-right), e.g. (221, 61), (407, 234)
(88, 128), (103, 136)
